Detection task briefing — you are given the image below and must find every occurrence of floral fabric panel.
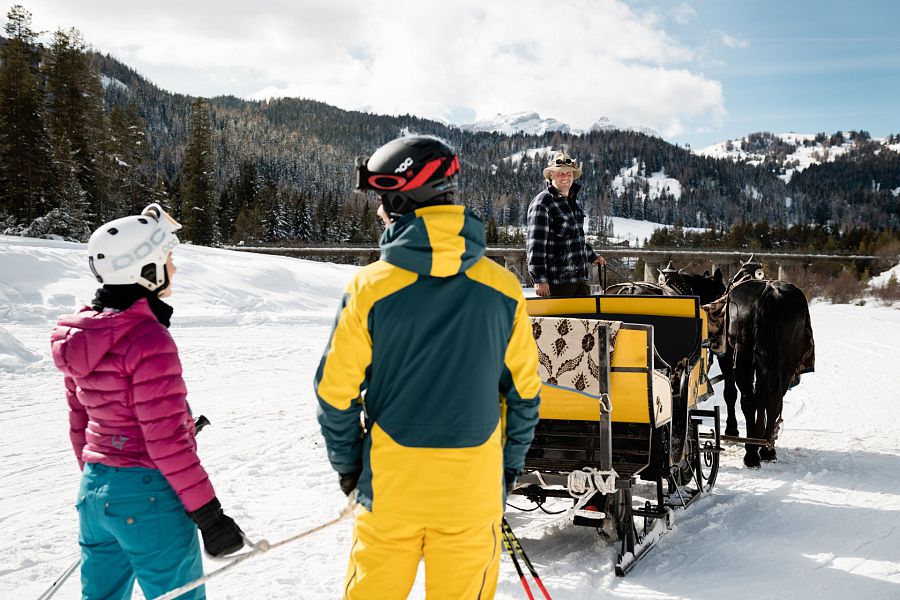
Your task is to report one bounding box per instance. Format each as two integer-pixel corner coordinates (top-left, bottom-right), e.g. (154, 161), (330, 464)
(529, 317), (619, 397)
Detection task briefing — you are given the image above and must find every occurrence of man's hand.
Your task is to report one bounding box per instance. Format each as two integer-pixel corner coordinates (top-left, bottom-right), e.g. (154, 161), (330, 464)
(339, 471), (361, 496)
(535, 282), (550, 297)
(593, 256), (607, 266)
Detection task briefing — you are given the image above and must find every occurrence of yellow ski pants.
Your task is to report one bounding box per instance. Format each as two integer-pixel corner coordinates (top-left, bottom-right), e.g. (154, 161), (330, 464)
(344, 507), (501, 599)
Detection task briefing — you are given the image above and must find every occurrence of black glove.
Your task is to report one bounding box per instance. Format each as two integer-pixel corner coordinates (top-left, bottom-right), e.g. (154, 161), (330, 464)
(188, 497), (244, 557)
(339, 471), (361, 496)
(505, 469), (520, 496)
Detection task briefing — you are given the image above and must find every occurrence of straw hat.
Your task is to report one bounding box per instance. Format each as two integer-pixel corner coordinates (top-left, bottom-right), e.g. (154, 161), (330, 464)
(542, 152), (582, 180)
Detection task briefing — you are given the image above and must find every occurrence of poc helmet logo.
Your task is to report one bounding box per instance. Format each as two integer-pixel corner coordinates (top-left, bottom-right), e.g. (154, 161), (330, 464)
(110, 227), (173, 271)
(394, 157), (414, 174)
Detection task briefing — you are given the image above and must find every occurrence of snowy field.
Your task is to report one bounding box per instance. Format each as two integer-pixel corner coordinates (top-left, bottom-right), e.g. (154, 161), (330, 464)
(2, 235), (899, 599)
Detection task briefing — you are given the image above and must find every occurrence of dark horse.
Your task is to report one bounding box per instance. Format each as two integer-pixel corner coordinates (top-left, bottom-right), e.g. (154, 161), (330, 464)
(672, 259), (816, 468)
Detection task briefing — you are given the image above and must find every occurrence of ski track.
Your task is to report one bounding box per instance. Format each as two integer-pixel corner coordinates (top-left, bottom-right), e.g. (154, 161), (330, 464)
(2, 239), (899, 599)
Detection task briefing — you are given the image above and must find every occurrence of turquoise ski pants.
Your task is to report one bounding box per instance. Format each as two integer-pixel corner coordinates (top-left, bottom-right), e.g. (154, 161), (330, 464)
(77, 463), (204, 600)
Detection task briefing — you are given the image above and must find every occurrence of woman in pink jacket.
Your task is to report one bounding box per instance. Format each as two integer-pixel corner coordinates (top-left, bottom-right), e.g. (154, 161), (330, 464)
(51, 204), (243, 600)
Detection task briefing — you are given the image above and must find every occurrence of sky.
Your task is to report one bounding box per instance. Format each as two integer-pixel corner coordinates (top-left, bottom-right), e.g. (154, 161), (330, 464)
(10, 0), (900, 148)
(3, 234), (900, 598)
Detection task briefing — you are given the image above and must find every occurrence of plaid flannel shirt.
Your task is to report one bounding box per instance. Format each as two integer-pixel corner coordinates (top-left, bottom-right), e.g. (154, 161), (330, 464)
(526, 182), (597, 284)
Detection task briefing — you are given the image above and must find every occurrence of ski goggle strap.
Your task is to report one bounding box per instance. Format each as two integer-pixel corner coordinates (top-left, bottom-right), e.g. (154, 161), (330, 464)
(142, 203), (182, 233)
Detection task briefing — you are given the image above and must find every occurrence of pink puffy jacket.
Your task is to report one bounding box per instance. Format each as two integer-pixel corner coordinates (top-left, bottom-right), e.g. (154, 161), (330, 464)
(51, 299), (215, 512)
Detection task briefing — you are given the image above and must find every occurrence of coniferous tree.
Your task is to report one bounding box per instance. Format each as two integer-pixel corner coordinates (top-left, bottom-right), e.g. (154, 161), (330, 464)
(290, 192), (314, 242)
(107, 102), (150, 215)
(180, 98), (219, 245)
(0, 5), (50, 224)
(44, 27), (109, 227)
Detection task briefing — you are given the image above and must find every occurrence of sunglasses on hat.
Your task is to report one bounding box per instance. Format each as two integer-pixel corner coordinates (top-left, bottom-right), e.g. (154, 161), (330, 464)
(554, 157), (574, 166)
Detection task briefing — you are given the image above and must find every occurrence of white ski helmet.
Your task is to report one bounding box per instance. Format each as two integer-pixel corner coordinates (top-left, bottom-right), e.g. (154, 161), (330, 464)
(87, 203), (182, 292)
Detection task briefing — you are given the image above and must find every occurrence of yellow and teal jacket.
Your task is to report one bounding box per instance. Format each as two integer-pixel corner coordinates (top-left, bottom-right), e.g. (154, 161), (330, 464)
(314, 204), (541, 523)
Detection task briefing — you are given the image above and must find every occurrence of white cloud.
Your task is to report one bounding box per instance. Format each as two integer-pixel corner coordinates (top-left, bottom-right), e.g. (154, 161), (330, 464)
(672, 2), (698, 24)
(718, 30), (750, 48)
(22, 0), (726, 138)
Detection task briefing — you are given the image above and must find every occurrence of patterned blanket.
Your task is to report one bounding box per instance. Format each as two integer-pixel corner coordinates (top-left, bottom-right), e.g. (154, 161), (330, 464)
(530, 317), (620, 396)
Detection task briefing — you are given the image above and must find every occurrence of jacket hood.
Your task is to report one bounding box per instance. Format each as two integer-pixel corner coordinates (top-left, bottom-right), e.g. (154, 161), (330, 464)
(379, 205), (486, 277)
(51, 299), (158, 378)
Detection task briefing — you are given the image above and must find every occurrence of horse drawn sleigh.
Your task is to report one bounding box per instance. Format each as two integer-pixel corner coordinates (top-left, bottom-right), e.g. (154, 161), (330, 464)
(509, 258), (814, 575)
(511, 292), (723, 575)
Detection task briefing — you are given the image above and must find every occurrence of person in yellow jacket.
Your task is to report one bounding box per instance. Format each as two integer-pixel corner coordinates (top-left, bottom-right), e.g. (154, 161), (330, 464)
(315, 135), (542, 599)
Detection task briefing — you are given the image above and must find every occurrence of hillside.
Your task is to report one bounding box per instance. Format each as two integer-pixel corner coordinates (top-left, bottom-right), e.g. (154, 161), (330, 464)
(697, 131), (900, 229)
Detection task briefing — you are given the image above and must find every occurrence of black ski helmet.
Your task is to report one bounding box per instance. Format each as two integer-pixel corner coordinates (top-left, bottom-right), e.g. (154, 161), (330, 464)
(355, 135), (460, 217)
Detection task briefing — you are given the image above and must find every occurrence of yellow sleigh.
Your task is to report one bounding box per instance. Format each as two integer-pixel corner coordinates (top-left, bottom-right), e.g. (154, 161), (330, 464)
(511, 294), (722, 575)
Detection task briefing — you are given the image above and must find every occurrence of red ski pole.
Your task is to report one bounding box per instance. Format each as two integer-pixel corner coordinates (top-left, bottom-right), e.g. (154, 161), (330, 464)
(501, 524), (534, 600)
(503, 519), (552, 600)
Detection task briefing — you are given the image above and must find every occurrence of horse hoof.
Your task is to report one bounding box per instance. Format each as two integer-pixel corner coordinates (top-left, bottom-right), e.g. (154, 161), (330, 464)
(725, 427), (739, 437)
(760, 447), (777, 462)
(743, 453), (761, 468)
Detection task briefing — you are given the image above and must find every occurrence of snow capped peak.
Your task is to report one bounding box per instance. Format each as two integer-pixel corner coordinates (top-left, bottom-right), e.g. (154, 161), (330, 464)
(459, 111), (571, 136)
(590, 117), (616, 132)
(458, 112), (658, 138)
(590, 117), (659, 137)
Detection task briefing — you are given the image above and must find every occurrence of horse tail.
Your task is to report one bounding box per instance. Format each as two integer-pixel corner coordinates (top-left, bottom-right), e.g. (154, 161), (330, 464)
(751, 283), (782, 401)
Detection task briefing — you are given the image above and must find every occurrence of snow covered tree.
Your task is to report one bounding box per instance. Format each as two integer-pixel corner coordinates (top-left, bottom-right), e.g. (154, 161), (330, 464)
(180, 98), (219, 245)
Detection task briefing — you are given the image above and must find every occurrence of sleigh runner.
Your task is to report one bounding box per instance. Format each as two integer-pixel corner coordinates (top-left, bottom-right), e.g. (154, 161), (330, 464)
(510, 294), (722, 575)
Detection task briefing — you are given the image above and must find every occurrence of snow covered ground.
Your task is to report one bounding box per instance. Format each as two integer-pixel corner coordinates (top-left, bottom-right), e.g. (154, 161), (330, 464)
(606, 216), (705, 247)
(612, 158), (683, 201)
(2, 235), (899, 599)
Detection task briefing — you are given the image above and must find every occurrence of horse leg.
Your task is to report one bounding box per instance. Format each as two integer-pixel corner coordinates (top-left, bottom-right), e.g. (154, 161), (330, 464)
(760, 377), (787, 463)
(719, 352), (739, 436)
(753, 396), (769, 462)
(734, 348), (760, 468)
(740, 395), (761, 468)
(758, 396), (778, 462)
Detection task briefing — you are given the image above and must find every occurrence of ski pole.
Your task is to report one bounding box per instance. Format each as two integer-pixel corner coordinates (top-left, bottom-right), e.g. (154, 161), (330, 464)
(35, 556), (80, 600)
(502, 519), (552, 600)
(501, 525), (535, 600)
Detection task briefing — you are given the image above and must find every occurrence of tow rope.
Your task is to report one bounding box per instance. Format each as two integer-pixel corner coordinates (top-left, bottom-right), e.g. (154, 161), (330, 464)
(151, 498), (355, 600)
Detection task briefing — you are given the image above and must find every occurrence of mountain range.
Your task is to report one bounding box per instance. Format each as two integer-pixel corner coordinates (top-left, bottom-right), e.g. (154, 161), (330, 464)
(458, 111), (659, 138)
